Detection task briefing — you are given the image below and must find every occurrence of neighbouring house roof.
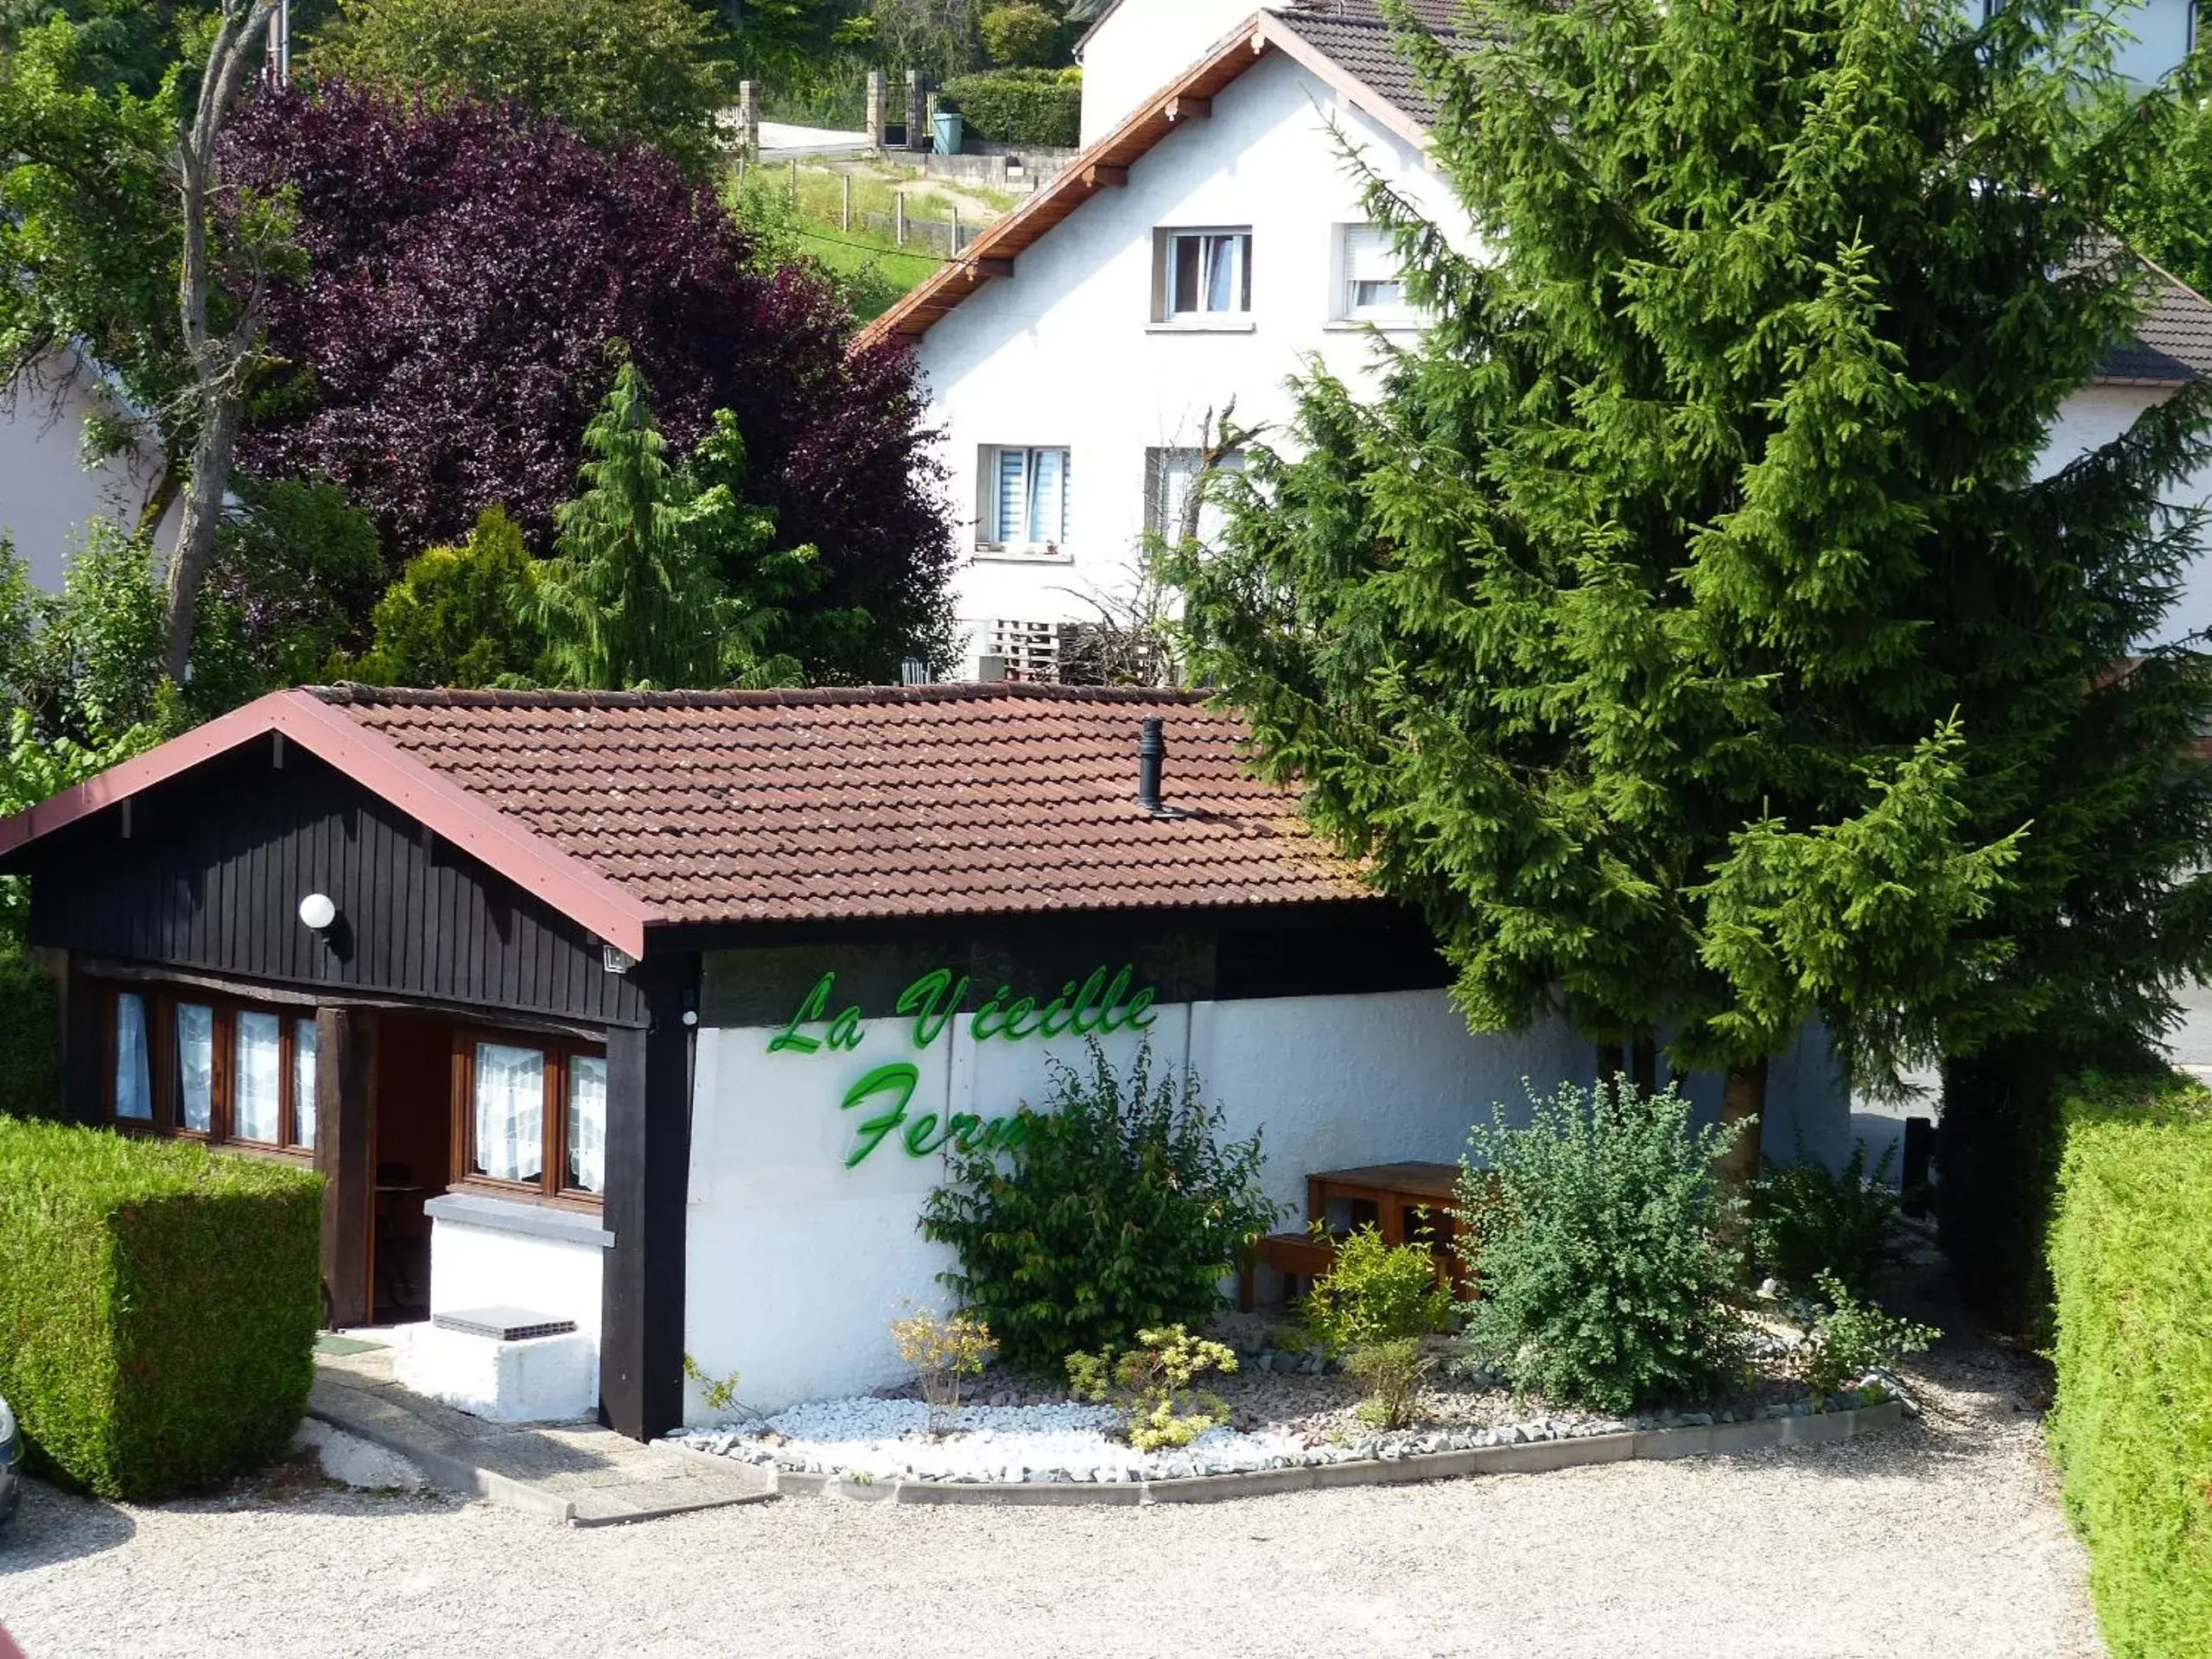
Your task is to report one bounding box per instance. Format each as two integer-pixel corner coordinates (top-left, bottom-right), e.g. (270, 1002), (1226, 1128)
(0, 683), (1374, 958)
(864, 2), (2212, 388)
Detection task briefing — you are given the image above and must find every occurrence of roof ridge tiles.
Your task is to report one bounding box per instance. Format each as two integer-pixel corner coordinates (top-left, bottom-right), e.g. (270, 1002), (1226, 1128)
(308, 681), (1217, 711)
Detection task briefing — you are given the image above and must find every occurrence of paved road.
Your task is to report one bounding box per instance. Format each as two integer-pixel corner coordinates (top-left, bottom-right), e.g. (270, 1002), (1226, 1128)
(0, 1319), (2101, 1659)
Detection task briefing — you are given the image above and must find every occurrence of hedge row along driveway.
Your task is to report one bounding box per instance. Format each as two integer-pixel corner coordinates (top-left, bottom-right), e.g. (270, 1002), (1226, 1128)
(2049, 1071), (2212, 1659)
(0, 1117), (322, 1501)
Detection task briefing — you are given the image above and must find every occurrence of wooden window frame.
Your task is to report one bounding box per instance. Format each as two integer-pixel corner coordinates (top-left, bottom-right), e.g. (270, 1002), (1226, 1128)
(450, 1028), (607, 1209)
(99, 983), (315, 1160)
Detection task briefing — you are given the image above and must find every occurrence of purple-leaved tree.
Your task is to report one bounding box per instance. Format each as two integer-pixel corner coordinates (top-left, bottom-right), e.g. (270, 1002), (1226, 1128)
(227, 83), (954, 681)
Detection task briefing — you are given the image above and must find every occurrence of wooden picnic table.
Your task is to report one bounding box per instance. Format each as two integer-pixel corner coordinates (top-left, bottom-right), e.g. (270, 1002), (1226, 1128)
(1241, 1160), (1469, 1309)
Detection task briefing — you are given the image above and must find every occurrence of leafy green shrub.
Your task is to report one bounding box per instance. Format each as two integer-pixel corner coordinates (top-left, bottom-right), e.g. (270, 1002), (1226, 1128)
(937, 70), (1079, 146)
(2048, 1071), (2212, 1658)
(980, 3), (1059, 67)
(1066, 1325), (1236, 1451)
(1748, 1141), (1907, 1300)
(921, 1039), (1279, 1373)
(0, 1118), (323, 1499)
(1791, 1273), (1937, 1399)
(1344, 1337), (1431, 1429)
(1457, 1080), (1746, 1414)
(0, 951), (62, 1119)
(1303, 1225), (1452, 1354)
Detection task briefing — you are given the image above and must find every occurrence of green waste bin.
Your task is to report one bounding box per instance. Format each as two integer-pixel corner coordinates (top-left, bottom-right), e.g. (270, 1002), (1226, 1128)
(932, 111), (964, 155)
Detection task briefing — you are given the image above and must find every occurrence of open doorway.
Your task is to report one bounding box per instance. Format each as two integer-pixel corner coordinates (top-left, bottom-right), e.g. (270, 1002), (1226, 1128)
(371, 1010), (457, 1325)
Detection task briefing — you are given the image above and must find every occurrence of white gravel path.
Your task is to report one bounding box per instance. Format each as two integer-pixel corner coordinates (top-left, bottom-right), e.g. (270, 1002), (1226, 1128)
(0, 1321), (2101, 1659)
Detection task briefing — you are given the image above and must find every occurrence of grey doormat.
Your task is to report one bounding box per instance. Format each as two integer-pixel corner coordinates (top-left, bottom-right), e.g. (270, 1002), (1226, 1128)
(315, 1333), (385, 1357)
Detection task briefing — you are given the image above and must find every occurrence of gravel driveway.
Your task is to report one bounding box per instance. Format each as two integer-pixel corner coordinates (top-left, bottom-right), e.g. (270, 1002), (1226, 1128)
(0, 1318), (2101, 1659)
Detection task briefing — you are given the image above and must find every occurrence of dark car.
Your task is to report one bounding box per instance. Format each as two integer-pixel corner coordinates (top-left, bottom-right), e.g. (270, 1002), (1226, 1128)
(0, 1391), (19, 1530)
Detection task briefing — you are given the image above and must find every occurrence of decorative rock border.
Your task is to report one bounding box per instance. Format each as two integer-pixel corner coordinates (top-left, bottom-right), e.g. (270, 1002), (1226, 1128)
(767, 1396), (1907, 1506)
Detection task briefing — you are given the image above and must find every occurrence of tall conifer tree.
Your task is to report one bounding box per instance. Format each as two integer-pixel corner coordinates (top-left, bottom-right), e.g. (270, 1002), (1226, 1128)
(1180, 0), (2212, 1189)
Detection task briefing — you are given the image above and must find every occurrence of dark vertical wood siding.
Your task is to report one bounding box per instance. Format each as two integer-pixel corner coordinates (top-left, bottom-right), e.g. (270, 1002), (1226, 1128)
(22, 746), (647, 1027)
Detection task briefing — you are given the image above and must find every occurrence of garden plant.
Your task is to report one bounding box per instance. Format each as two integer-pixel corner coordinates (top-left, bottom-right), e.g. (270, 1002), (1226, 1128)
(1065, 1325), (1238, 1452)
(889, 1302), (996, 1433)
(1456, 1080), (1746, 1414)
(1748, 1141), (1909, 1300)
(920, 1039), (1278, 1373)
(1302, 1224), (1455, 1428)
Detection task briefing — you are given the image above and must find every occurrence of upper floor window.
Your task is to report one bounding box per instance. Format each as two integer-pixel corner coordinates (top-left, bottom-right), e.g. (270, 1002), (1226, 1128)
(1341, 225), (1413, 321)
(1159, 229), (1253, 321)
(980, 445), (1071, 554)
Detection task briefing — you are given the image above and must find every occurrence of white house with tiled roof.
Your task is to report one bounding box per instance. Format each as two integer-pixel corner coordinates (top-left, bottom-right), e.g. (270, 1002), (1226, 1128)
(864, 0), (2212, 676)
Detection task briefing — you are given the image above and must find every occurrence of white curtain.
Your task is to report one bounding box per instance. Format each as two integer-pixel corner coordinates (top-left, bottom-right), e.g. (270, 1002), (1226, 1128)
(1027, 448), (1067, 544)
(566, 1056), (607, 1193)
(114, 995), (151, 1121)
(1205, 232), (1243, 312)
(175, 1003), (214, 1133)
(233, 1013), (281, 1141)
(292, 1019), (317, 1149)
(474, 1042), (544, 1182)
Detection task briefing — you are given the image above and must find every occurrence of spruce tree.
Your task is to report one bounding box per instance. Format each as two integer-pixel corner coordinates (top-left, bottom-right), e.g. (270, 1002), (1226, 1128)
(1179, 0), (2212, 1191)
(531, 359), (827, 690)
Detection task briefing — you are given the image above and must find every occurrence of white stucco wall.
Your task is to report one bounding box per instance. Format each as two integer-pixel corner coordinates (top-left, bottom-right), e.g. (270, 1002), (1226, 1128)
(917, 50), (1473, 675)
(682, 982), (1846, 1417)
(0, 350), (175, 591)
(1078, 0), (1258, 143)
(428, 1212), (607, 1340)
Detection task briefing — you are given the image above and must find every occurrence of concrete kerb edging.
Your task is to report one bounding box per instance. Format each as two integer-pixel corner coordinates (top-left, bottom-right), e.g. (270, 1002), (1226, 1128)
(306, 1401), (582, 1522)
(770, 1398), (1909, 1508)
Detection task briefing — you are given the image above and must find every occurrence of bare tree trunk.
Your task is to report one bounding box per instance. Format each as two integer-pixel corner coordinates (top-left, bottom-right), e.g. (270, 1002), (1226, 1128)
(1594, 1041), (1624, 1107)
(1717, 1055), (1768, 1192)
(163, 0), (278, 682)
(1630, 1032), (1658, 1099)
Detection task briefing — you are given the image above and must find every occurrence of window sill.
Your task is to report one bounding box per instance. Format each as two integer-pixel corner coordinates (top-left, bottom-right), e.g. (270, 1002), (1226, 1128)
(1322, 317), (1425, 334)
(1146, 319), (1257, 334)
(425, 1189), (613, 1248)
(971, 546), (1075, 564)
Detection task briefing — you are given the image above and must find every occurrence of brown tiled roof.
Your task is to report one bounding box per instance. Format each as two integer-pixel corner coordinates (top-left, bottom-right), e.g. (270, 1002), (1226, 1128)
(309, 683), (1370, 927)
(1268, 0), (1466, 125)
(2097, 257), (2212, 385)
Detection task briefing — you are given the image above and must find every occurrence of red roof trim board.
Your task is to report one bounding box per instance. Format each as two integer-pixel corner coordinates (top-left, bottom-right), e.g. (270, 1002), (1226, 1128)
(0, 688), (666, 958)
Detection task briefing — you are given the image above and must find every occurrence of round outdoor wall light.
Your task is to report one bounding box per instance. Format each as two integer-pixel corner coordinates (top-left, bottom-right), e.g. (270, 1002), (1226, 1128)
(297, 893), (338, 931)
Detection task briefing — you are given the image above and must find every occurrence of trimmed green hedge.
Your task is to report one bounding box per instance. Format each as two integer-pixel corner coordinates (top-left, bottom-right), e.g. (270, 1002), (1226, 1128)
(0, 953), (62, 1119)
(0, 1118), (323, 1500)
(938, 69), (1080, 147)
(2048, 1071), (2212, 1658)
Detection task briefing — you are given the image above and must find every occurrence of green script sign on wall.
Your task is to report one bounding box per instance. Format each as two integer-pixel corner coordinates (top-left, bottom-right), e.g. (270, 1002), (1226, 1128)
(766, 964), (1160, 1167)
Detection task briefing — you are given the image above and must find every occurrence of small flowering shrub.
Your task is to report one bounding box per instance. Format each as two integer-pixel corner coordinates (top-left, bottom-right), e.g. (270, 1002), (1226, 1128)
(890, 1302), (995, 1431)
(1066, 1325), (1237, 1452)
(1303, 1225), (1453, 1354)
(1458, 1079), (1747, 1414)
(1792, 1274), (1937, 1399)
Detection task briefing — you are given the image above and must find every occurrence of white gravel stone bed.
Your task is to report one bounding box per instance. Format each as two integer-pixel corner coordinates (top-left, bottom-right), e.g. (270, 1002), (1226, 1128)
(664, 1382), (1897, 1485)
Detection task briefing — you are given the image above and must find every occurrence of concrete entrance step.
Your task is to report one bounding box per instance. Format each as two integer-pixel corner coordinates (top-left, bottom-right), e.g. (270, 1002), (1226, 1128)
(309, 1341), (775, 1526)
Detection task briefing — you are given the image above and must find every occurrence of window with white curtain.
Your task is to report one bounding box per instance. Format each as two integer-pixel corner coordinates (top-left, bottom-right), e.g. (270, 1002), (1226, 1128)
(472, 1041), (545, 1185)
(1342, 225), (1411, 320)
(233, 1012), (283, 1142)
(292, 1018), (317, 1150)
(103, 987), (317, 1149)
(567, 1056), (607, 1194)
(1161, 229), (1253, 318)
(114, 993), (152, 1121)
(175, 1002), (215, 1133)
(981, 446), (1071, 550)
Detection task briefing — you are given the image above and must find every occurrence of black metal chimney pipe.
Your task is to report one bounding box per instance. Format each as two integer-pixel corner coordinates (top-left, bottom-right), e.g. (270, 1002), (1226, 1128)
(1136, 717), (1165, 812)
